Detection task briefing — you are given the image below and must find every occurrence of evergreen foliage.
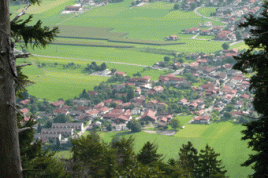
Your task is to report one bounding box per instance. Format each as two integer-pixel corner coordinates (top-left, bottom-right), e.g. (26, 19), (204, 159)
(232, 2), (268, 176)
(137, 141), (163, 165)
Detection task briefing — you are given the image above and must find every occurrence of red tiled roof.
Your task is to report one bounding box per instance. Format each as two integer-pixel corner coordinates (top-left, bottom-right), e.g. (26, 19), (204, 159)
(213, 26), (223, 30)
(147, 90), (155, 94)
(99, 106), (110, 112)
(241, 94), (250, 99)
(201, 30), (210, 33)
(140, 110), (157, 120)
(159, 117), (167, 122)
(94, 102), (104, 109)
(114, 71), (126, 76)
(232, 76), (243, 81)
(20, 99), (30, 105)
(77, 106), (91, 111)
(115, 114), (129, 121)
(200, 83), (215, 89)
(52, 100), (65, 107)
(103, 113), (121, 118)
(20, 108), (29, 114)
(194, 115), (210, 121)
(242, 81), (250, 85)
(114, 100), (123, 105)
(180, 98), (188, 103)
(88, 109), (99, 115)
(153, 86), (164, 92)
(88, 91), (98, 96)
(148, 99), (158, 104)
(189, 61), (199, 68)
(111, 109), (124, 113)
(103, 99), (113, 104)
(122, 102), (131, 107)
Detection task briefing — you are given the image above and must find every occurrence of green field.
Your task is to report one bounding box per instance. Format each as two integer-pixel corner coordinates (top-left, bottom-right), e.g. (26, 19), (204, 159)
(195, 35), (215, 40)
(17, 57), (108, 101)
(54, 122), (254, 177)
(197, 7), (217, 17)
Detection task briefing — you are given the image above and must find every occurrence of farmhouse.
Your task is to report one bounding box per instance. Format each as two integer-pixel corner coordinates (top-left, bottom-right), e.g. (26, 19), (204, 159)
(211, 26), (223, 33)
(200, 30), (211, 35)
(166, 35), (179, 41)
(65, 6), (82, 11)
(192, 115), (210, 124)
(139, 110), (157, 123)
(114, 71), (127, 76)
(52, 100), (65, 108)
(20, 99), (30, 105)
(159, 74), (184, 84)
(215, 30), (233, 40)
(51, 122), (85, 132)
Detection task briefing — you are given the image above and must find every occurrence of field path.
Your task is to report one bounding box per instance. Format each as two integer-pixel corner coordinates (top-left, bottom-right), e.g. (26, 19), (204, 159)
(30, 54), (150, 67)
(194, 4), (228, 24)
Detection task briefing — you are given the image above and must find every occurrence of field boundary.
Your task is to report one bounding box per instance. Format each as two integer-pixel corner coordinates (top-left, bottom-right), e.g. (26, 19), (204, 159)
(51, 43), (135, 48)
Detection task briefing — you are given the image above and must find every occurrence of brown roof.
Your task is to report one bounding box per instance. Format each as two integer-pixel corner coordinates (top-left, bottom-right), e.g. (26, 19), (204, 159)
(20, 99), (30, 105)
(194, 115), (210, 121)
(99, 106), (110, 112)
(94, 102), (104, 109)
(111, 109), (124, 113)
(114, 71), (126, 76)
(52, 100), (65, 107)
(88, 91), (98, 96)
(77, 106), (91, 111)
(148, 99), (158, 104)
(104, 99), (113, 104)
(140, 110), (157, 120)
(180, 98), (188, 103)
(20, 108), (29, 114)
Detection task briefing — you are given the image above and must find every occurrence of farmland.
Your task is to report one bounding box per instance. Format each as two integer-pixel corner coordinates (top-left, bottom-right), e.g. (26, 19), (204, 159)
(54, 122), (254, 178)
(196, 7), (217, 17)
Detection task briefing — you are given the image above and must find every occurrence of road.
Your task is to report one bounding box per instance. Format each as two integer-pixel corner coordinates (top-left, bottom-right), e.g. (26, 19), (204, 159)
(194, 4), (228, 24)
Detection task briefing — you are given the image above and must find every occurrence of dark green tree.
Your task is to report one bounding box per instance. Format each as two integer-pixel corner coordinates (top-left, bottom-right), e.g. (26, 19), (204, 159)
(126, 119), (142, 132)
(196, 144), (227, 177)
(127, 87), (135, 101)
(137, 141), (163, 165)
(174, 3), (180, 10)
(164, 56), (171, 63)
(178, 141), (199, 177)
(171, 118), (181, 130)
(22, 91), (29, 99)
(106, 123), (112, 131)
(221, 112), (232, 121)
(110, 136), (136, 172)
(44, 120), (52, 128)
(100, 62), (107, 70)
(222, 43), (230, 50)
(53, 114), (68, 123)
(232, 1), (268, 177)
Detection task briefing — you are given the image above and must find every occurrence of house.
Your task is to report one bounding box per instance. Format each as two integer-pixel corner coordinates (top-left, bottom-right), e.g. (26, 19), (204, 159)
(234, 101), (244, 109)
(146, 90), (156, 95)
(211, 26), (223, 33)
(242, 33), (250, 39)
(19, 99), (30, 105)
(73, 99), (91, 106)
(139, 110), (157, 123)
(216, 30), (232, 40)
(135, 88), (141, 95)
(41, 128), (74, 137)
(178, 98), (188, 105)
(192, 115), (210, 124)
(146, 99), (158, 109)
(240, 94), (250, 99)
(99, 106), (110, 114)
(153, 86), (164, 93)
(113, 71), (127, 77)
(77, 106), (91, 113)
(159, 74), (184, 84)
(88, 109), (100, 118)
(20, 108), (29, 116)
(196, 59), (208, 65)
(187, 61), (199, 70)
(94, 102), (104, 109)
(52, 100), (65, 108)
(113, 84), (125, 91)
(103, 99), (113, 106)
(34, 133), (61, 144)
(53, 105), (70, 115)
(204, 21), (212, 27)
(200, 30), (211, 35)
(166, 35), (179, 41)
(88, 91), (98, 96)
(65, 6), (82, 11)
(129, 76), (151, 85)
(51, 122), (85, 132)
(114, 100), (123, 105)
(185, 27), (200, 34)
(157, 102), (167, 109)
(231, 76), (243, 84)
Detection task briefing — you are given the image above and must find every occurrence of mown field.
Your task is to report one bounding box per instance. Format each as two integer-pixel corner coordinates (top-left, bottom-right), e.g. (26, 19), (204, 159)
(17, 56), (171, 100)
(54, 121), (254, 178)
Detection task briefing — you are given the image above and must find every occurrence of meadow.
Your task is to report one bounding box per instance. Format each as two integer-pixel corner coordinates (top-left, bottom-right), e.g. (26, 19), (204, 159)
(54, 121), (254, 178)
(196, 7), (217, 17)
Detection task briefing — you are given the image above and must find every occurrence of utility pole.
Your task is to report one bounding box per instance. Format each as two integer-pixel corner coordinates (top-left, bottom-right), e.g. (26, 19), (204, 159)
(0, 0), (23, 177)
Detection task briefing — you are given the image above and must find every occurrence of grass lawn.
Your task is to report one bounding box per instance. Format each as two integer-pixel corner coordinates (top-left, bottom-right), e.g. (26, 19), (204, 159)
(195, 35), (215, 40)
(55, 122), (254, 177)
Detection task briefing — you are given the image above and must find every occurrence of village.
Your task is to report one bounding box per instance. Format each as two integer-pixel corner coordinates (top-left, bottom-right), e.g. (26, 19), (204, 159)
(14, 0), (262, 147)
(18, 43), (257, 145)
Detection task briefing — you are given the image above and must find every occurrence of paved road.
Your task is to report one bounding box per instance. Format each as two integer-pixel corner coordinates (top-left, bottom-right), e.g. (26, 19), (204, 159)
(230, 40), (244, 46)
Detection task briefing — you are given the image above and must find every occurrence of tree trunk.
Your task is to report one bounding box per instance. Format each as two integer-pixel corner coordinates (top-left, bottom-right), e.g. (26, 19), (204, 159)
(0, 0), (23, 177)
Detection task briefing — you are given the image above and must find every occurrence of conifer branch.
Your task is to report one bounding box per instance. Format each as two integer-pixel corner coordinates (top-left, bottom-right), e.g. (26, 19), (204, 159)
(16, 63), (32, 68)
(11, 3), (31, 23)
(15, 53), (31, 59)
(18, 127), (31, 133)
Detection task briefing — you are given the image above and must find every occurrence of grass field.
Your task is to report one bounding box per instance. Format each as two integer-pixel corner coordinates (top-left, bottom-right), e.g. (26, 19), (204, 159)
(54, 122), (254, 177)
(195, 35), (215, 40)
(197, 7), (216, 17)
(17, 57), (108, 101)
